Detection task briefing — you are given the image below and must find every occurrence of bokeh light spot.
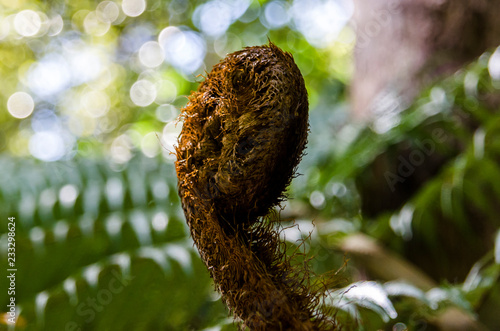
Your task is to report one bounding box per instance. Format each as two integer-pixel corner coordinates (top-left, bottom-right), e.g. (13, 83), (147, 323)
(7, 92), (35, 119)
(111, 134), (133, 164)
(67, 46), (104, 85)
(159, 26), (206, 75)
(48, 15), (64, 36)
(155, 79), (177, 103)
(156, 104), (179, 122)
(152, 181), (169, 200)
(161, 121), (182, 160)
(193, 0), (250, 37)
(291, 0), (353, 48)
(122, 0), (146, 17)
(59, 184), (79, 206)
(139, 41), (164, 68)
(97, 1), (120, 23)
(130, 79), (157, 107)
(309, 190), (326, 209)
(488, 47), (500, 80)
(152, 212), (168, 231)
(193, 1), (232, 37)
(14, 10), (41, 37)
(141, 132), (160, 157)
(82, 90), (110, 118)
(262, 1), (289, 29)
(84, 11), (111, 36)
(213, 33), (242, 58)
(29, 131), (66, 161)
(27, 54), (71, 98)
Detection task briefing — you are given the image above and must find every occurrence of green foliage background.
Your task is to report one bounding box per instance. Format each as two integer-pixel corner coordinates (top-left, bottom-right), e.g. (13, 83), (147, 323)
(1, 0), (500, 330)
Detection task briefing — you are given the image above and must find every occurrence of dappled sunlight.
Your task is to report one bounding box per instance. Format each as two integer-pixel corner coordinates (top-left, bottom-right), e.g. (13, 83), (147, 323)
(1, 0), (354, 163)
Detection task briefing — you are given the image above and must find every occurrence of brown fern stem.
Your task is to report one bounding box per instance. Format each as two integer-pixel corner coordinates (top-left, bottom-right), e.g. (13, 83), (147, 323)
(175, 42), (335, 330)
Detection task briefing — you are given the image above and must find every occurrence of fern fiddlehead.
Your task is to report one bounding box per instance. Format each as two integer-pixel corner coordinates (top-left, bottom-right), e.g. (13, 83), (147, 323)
(175, 42), (334, 330)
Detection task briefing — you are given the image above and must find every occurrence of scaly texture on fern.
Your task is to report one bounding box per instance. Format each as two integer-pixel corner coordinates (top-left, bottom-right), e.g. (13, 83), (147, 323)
(175, 42), (335, 330)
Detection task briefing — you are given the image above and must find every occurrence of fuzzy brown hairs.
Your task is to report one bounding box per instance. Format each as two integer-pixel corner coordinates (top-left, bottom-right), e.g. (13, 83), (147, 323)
(175, 42), (335, 330)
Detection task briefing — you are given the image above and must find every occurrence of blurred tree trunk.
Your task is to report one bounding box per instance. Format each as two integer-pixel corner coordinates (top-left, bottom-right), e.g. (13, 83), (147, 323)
(349, 0), (500, 284)
(351, 0), (500, 119)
